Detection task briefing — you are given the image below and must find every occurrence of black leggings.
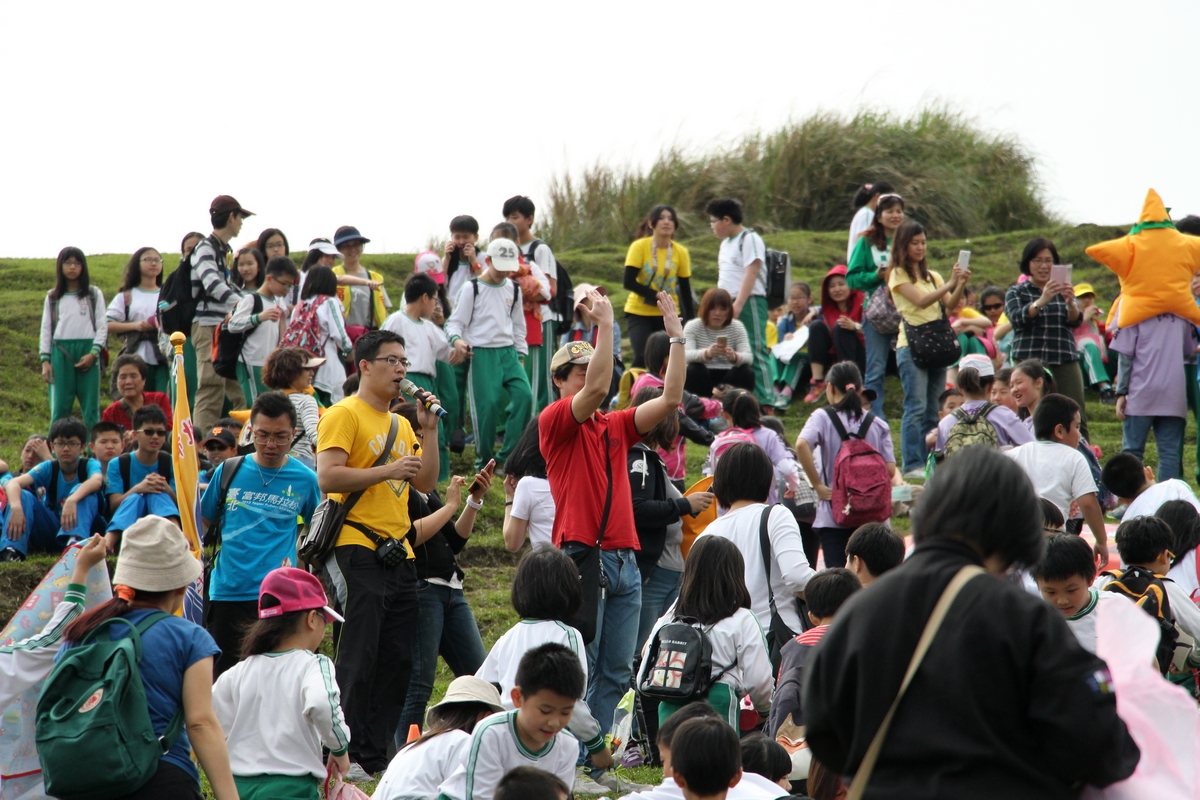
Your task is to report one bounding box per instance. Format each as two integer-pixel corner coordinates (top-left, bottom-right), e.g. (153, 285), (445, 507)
(115, 761), (203, 800)
(807, 319), (866, 375)
(815, 527), (852, 568)
(626, 314), (666, 369)
(684, 362), (755, 398)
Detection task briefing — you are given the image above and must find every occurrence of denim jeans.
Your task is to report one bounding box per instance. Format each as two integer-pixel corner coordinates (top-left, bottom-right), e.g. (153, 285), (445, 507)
(897, 346), (945, 472)
(1123, 415), (1186, 482)
(397, 580), (488, 744)
(0, 490), (99, 556)
(635, 565), (682, 652)
(862, 318), (891, 419)
(563, 545), (642, 739)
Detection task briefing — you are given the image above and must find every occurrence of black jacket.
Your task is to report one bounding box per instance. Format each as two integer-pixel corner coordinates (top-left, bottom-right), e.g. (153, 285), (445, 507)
(628, 443), (690, 577)
(802, 538), (1139, 799)
(408, 489), (468, 583)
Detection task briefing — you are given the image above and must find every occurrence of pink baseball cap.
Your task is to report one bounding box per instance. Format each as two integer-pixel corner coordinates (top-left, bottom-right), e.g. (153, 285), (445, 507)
(258, 567), (344, 622)
(414, 250), (445, 284)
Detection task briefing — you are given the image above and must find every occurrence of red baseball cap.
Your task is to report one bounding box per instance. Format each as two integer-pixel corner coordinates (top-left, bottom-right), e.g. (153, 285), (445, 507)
(258, 567), (344, 622)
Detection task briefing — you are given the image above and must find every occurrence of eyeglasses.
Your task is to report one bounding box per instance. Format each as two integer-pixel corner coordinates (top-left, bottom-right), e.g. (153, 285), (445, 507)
(139, 428), (168, 437)
(265, 242), (287, 251)
(982, 303), (1004, 311)
(368, 356), (410, 369)
(271, 275), (295, 290)
(141, 256), (164, 265)
(52, 440), (83, 449)
(252, 431), (294, 445)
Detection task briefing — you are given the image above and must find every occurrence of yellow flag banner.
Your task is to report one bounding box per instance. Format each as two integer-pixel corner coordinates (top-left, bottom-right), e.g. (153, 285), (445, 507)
(170, 333), (206, 624)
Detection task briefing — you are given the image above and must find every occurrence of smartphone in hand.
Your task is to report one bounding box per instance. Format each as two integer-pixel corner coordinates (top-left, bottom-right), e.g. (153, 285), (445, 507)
(468, 459), (496, 495)
(1050, 264), (1073, 288)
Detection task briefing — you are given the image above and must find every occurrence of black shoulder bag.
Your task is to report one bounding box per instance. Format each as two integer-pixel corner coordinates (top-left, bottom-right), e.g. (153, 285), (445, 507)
(567, 430), (612, 645)
(201, 456), (245, 604)
(758, 505), (799, 672)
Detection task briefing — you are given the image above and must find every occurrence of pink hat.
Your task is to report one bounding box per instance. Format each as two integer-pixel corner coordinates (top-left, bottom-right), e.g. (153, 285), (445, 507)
(414, 250), (445, 284)
(259, 567), (345, 622)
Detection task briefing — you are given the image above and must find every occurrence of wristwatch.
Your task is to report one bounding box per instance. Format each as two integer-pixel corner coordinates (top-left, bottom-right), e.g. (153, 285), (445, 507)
(466, 497), (483, 511)
(668, 336), (685, 345)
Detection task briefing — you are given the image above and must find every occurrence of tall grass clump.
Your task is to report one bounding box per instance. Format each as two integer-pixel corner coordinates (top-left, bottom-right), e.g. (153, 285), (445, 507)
(542, 105), (1054, 250)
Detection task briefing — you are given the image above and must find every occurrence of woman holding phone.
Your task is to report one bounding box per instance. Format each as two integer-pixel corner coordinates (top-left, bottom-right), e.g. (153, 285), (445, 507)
(1003, 237), (1088, 438)
(684, 288), (754, 397)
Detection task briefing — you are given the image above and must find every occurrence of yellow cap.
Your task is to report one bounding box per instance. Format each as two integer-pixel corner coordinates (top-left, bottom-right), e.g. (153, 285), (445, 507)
(1073, 283), (1097, 298)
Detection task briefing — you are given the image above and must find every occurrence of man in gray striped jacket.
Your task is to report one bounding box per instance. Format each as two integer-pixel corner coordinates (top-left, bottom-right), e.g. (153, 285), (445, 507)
(191, 195), (251, 432)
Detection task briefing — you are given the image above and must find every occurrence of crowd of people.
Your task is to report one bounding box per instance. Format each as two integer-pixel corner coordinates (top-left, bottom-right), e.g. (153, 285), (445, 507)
(3, 186), (1200, 799)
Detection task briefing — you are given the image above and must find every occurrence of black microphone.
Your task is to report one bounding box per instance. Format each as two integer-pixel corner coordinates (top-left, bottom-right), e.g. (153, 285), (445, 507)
(399, 379), (447, 419)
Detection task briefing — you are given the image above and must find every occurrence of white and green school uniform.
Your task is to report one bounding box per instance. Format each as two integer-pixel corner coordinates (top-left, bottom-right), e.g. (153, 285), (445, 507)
(641, 605), (773, 727)
(375, 729), (471, 800)
(383, 309), (456, 482)
(40, 287), (107, 431)
(717, 229), (772, 407)
(436, 710), (576, 800)
(520, 240), (557, 414)
(476, 619), (606, 755)
(0, 583), (87, 706)
(212, 648), (350, 800)
(1065, 589), (1123, 655)
(445, 278), (532, 472)
(107, 288), (168, 392)
(228, 292), (286, 402)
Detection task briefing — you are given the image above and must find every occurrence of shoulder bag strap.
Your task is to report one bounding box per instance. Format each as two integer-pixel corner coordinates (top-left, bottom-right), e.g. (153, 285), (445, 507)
(341, 414), (400, 520)
(846, 564), (985, 800)
(119, 454), (131, 496)
(595, 430), (613, 546)
(48, 461), (60, 509)
(207, 456), (245, 554)
(129, 611), (187, 752)
(757, 506), (778, 616)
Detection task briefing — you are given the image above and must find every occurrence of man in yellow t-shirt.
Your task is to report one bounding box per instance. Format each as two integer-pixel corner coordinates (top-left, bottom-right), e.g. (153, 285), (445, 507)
(316, 328), (440, 776)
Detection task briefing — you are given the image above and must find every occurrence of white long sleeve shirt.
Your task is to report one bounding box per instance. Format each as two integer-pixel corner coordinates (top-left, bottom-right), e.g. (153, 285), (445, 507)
(40, 288), (108, 358)
(476, 619), (605, 753)
(212, 649), (350, 779)
(641, 605), (774, 714)
(697, 504), (815, 632)
(437, 711), (576, 800)
(382, 310), (451, 377)
(847, 205), (874, 262)
(228, 292), (286, 367)
(445, 278), (528, 356)
(375, 730), (471, 800)
(0, 585), (87, 706)
(619, 770), (787, 800)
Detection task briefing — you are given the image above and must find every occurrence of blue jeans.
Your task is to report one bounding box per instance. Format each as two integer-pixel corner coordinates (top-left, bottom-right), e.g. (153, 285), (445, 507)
(563, 546), (642, 740)
(897, 346), (946, 472)
(1123, 415), (1186, 482)
(862, 318), (891, 419)
(107, 491), (180, 532)
(0, 490), (99, 556)
(397, 580), (488, 744)
(636, 565), (682, 653)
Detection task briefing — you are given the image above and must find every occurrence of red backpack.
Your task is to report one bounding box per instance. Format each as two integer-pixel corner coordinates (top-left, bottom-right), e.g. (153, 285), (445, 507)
(281, 295), (328, 358)
(823, 408), (891, 527)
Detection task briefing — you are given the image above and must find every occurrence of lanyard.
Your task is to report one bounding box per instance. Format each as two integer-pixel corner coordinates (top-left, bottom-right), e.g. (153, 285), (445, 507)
(650, 241), (674, 278)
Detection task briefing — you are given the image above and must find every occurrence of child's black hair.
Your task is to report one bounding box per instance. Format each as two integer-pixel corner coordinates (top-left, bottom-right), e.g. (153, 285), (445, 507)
(1177, 215), (1200, 236)
(405, 273), (440, 304)
(233, 247), (265, 289)
(132, 404), (168, 431)
(658, 701), (720, 748)
(1040, 498), (1065, 531)
(1114, 516), (1175, 566)
(511, 546), (582, 622)
(491, 221), (519, 242)
(980, 285), (1005, 308)
(52, 246), (89, 300)
(1014, 359), (1057, 398)
(301, 265), (338, 300)
(300, 238), (333, 273)
(49, 417), (88, 444)
(632, 386), (678, 452)
(712, 442), (773, 507)
(502, 196), (536, 220)
(265, 255), (299, 281)
(826, 362), (866, 418)
(938, 388), (963, 409)
(495, 767), (570, 800)
(675, 536), (751, 625)
(1032, 393), (1079, 441)
(241, 606), (308, 658)
(410, 699), (495, 750)
(90, 420), (123, 442)
(804, 568), (861, 619)
(721, 389), (762, 429)
(739, 733), (792, 784)
(504, 417), (546, 479)
(956, 366), (992, 397)
(790, 282), (811, 299)
(1031, 533), (1096, 583)
(705, 198), (744, 225)
(1100, 452), (1146, 500)
(449, 215), (480, 235)
(514, 642), (584, 700)
(912, 447), (1044, 569)
(669, 717), (741, 796)
(845, 524), (905, 578)
(1155, 499), (1200, 567)
(644, 331), (671, 378)
(121, 247), (164, 291)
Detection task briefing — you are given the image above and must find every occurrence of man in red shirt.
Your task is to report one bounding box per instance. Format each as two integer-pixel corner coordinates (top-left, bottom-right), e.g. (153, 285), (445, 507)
(539, 288), (685, 788)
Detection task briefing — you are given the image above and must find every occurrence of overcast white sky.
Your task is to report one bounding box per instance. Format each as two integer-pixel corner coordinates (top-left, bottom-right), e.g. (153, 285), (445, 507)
(2, 0), (1197, 258)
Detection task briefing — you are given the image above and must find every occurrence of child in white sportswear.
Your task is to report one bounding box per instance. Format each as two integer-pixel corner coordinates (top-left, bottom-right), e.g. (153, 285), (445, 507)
(212, 568), (350, 800)
(1032, 533), (1120, 654)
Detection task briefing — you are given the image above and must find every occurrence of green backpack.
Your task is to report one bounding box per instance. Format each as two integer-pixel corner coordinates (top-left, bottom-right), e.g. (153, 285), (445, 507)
(36, 612), (185, 800)
(941, 402), (1000, 458)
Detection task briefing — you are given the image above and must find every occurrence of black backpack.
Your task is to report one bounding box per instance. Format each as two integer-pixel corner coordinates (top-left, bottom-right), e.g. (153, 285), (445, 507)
(734, 230), (790, 309)
(158, 240), (206, 336)
(113, 452), (174, 515)
(1102, 565), (1180, 675)
(637, 616), (735, 703)
(213, 294), (264, 380)
(527, 239), (574, 338)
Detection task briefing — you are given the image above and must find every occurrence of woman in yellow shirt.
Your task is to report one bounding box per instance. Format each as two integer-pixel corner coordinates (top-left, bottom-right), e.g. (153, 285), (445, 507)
(888, 221), (968, 478)
(624, 205), (695, 368)
(332, 226), (390, 338)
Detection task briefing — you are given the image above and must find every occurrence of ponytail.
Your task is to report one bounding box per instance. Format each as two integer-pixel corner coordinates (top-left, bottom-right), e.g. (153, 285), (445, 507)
(826, 361), (865, 418)
(65, 588), (177, 643)
(721, 389), (762, 429)
(956, 367), (994, 398)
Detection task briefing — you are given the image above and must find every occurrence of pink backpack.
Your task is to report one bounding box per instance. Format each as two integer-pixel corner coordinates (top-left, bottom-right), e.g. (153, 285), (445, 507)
(823, 408), (891, 527)
(281, 295), (328, 358)
(710, 427), (760, 469)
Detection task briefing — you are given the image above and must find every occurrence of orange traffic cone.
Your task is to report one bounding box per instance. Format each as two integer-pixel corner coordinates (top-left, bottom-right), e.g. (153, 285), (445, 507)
(407, 724), (421, 743)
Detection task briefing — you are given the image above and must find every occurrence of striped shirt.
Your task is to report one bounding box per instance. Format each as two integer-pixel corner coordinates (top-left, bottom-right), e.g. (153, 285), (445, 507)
(190, 234), (242, 326)
(683, 318), (753, 367)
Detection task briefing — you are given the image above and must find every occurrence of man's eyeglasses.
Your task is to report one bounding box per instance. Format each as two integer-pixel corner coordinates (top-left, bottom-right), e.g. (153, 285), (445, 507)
(52, 440), (83, 449)
(368, 356), (410, 369)
(253, 431), (294, 445)
(271, 275), (295, 290)
(139, 428), (168, 437)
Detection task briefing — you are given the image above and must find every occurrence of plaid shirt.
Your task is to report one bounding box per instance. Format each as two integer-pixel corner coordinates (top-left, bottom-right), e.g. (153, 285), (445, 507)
(1004, 281), (1080, 365)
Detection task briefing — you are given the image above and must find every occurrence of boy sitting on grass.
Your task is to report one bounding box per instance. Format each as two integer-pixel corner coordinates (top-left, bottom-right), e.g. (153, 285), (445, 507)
(1100, 451), (1200, 521)
(669, 717), (743, 800)
(105, 404), (179, 550)
(1032, 533), (1121, 654)
(844, 523), (906, 587)
(438, 643), (579, 800)
(88, 422), (124, 477)
(1004, 394), (1110, 566)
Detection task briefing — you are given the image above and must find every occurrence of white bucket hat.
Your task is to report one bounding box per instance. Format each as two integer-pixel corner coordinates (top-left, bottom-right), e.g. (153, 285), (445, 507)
(112, 516), (201, 592)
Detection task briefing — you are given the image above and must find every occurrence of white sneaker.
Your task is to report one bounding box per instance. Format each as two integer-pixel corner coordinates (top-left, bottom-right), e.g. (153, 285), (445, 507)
(591, 770), (654, 794)
(573, 770), (611, 795)
(344, 763), (374, 783)
(902, 468), (926, 481)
